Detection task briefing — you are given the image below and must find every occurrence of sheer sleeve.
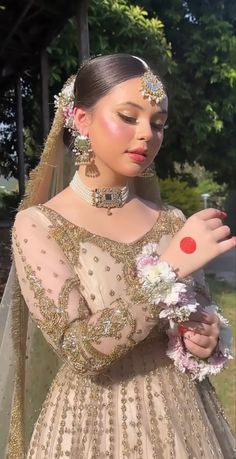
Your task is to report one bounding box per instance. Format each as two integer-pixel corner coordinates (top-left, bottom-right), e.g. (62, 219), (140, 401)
(12, 208), (161, 376)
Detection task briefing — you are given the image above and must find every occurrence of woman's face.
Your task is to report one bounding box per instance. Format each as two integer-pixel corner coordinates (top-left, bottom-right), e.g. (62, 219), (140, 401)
(75, 76), (168, 178)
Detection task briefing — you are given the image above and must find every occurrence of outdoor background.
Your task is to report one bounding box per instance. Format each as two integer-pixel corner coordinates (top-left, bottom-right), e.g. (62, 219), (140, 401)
(0, 0), (235, 434)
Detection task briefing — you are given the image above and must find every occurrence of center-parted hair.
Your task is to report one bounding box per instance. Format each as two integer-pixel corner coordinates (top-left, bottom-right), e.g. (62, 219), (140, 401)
(74, 54), (158, 109)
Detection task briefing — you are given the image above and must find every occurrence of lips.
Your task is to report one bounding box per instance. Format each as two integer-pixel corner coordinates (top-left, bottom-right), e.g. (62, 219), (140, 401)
(128, 148), (147, 156)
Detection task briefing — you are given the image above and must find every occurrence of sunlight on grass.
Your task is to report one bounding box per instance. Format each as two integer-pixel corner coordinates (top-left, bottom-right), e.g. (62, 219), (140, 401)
(207, 276), (236, 435)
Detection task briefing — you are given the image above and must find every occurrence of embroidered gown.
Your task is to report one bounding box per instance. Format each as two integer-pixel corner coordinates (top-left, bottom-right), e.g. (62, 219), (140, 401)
(12, 204), (233, 459)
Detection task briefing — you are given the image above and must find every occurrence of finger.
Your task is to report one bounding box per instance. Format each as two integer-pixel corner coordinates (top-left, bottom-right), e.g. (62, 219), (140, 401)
(188, 311), (219, 325)
(183, 339), (213, 358)
(218, 236), (236, 255)
(184, 321), (219, 339)
(182, 321), (212, 336)
(194, 208), (226, 221)
(184, 333), (215, 349)
(206, 218), (223, 230)
(178, 324), (190, 336)
(213, 225), (231, 242)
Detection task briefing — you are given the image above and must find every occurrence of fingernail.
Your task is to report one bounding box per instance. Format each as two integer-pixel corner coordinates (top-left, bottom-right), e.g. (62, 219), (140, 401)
(178, 324), (189, 336)
(220, 211), (227, 219)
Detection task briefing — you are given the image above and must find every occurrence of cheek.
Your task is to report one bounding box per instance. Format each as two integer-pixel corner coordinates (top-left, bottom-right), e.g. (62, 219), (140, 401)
(99, 117), (133, 141)
(151, 132), (164, 152)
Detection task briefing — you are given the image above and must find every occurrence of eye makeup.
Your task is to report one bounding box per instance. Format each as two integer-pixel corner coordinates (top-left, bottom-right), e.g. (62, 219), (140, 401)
(117, 112), (167, 132)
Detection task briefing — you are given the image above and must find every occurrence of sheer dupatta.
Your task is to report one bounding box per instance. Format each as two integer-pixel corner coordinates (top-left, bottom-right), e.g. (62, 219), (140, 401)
(0, 105), (69, 458)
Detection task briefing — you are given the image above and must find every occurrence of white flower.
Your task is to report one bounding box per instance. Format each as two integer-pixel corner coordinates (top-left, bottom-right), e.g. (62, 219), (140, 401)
(204, 305), (233, 359)
(141, 262), (177, 285)
(62, 81), (74, 98)
(140, 242), (160, 256)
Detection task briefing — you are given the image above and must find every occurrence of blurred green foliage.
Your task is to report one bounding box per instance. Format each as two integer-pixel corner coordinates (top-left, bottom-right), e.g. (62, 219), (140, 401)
(0, 189), (20, 220)
(159, 178), (202, 216)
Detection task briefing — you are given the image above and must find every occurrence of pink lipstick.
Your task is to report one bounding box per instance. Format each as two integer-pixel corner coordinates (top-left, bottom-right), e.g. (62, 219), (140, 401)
(127, 148), (147, 162)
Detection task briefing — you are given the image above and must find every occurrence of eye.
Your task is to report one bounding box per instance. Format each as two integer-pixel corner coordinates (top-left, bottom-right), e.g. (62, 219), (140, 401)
(151, 123), (168, 132)
(118, 113), (137, 124)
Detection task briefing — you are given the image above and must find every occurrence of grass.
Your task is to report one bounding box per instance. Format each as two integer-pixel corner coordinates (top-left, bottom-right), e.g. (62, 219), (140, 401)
(207, 275), (236, 435)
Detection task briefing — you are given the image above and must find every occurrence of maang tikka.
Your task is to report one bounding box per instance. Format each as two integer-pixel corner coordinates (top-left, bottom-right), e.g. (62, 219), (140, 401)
(132, 57), (166, 178)
(132, 56), (167, 104)
(140, 69), (166, 105)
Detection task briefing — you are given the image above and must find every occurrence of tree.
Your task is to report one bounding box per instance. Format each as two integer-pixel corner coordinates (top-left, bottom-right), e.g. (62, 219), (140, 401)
(174, 161), (228, 209)
(129, 0), (236, 186)
(159, 177), (202, 216)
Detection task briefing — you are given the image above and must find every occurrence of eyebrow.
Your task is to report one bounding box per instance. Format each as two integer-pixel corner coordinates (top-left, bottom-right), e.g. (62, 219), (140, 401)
(119, 101), (168, 115)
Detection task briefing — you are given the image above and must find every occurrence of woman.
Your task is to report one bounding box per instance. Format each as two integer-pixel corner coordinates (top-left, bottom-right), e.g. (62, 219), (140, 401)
(1, 54), (235, 458)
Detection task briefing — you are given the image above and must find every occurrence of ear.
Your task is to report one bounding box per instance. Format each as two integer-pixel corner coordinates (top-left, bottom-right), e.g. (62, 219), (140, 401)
(73, 108), (91, 136)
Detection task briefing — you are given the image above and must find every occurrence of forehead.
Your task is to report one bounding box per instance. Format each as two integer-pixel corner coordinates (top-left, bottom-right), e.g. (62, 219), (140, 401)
(97, 77), (168, 113)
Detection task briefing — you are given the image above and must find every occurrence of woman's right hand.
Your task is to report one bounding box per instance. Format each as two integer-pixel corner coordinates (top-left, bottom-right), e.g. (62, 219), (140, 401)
(161, 208), (236, 279)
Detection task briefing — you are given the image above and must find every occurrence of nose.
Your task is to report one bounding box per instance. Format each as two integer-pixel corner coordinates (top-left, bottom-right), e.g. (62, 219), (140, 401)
(136, 121), (153, 142)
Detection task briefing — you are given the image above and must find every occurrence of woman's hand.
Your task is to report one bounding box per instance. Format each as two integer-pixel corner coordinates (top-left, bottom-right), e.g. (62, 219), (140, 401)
(161, 208), (236, 278)
(180, 310), (220, 359)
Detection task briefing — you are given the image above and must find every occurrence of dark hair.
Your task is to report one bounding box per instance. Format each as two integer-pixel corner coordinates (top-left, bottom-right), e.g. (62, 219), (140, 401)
(64, 53), (164, 148)
(74, 54), (152, 109)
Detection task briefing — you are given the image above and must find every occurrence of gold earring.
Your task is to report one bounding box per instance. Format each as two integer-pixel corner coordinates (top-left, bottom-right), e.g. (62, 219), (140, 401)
(85, 156), (100, 177)
(140, 163), (156, 177)
(74, 135), (92, 166)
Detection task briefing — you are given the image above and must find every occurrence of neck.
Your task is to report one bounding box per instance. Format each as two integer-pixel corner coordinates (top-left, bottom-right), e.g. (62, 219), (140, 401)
(77, 165), (127, 189)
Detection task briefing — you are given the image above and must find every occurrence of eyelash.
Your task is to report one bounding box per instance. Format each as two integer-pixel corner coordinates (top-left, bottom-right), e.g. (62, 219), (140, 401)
(117, 113), (167, 132)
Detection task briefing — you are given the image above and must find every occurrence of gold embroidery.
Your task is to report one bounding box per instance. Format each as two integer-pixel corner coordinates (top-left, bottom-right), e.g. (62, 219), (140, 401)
(12, 206), (228, 458)
(7, 278), (28, 459)
(24, 264), (68, 342)
(61, 299), (137, 374)
(36, 205), (185, 304)
(13, 233), (89, 352)
(58, 277), (89, 319)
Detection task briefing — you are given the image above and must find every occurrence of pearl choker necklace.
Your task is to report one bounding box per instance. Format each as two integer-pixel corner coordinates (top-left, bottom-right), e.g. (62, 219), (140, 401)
(69, 173), (130, 215)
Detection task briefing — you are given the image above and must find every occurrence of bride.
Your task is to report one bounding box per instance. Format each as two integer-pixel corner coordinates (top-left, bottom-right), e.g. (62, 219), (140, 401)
(1, 53), (235, 458)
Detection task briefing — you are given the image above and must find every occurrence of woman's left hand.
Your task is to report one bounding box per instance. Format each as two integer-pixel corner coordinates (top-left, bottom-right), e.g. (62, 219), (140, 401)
(179, 310), (220, 358)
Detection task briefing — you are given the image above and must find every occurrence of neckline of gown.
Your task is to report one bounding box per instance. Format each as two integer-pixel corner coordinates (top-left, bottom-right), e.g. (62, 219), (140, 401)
(37, 203), (166, 247)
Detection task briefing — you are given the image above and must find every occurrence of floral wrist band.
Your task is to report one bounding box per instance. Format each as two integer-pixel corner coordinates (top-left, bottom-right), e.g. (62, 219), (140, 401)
(136, 243), (232, 381)
(136, 243), (199, 322)
(166, 305), (233, 381)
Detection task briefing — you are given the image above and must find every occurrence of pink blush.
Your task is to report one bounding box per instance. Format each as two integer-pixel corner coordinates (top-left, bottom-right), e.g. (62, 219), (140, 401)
(100, 117), (132, 140)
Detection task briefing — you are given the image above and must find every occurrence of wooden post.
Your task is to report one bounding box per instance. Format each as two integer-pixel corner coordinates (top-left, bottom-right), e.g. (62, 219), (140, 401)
(16, 78), (25, 198)
(41, 49), (50, 139)
(77, 0), (90, 64)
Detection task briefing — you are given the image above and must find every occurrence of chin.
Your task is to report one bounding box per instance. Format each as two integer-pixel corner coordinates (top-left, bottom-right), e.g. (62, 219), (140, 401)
(121, 166), (145, 178)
